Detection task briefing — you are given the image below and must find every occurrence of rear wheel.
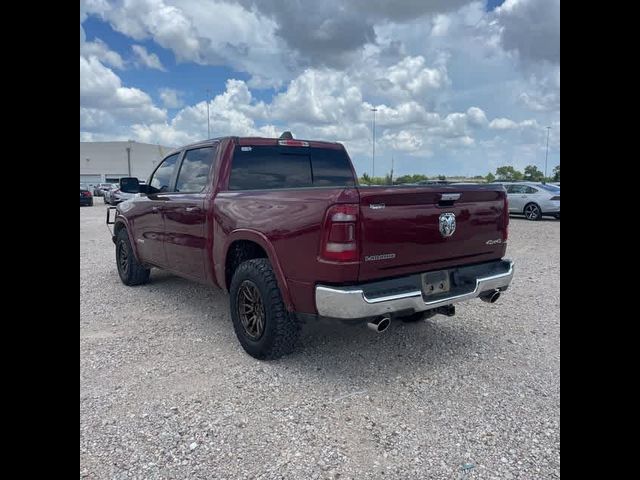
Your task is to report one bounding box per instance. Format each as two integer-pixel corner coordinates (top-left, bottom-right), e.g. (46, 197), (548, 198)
(523, 203), (542, 221)
(116, 229), (150, 285)
(230, 258), (300, 360)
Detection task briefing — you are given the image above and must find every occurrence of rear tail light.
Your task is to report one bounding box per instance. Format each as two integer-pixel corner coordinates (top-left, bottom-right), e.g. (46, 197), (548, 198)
(504, 196), (509, 241)
(320, 204), (359, 262)
(550, 196), (560, 201)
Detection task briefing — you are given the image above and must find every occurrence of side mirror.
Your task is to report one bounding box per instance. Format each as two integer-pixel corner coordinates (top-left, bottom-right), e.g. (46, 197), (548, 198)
(119, 177), (140, 193)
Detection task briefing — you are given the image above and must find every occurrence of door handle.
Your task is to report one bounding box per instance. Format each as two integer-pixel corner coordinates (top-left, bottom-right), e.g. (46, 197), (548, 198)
(185, 206), (199, 212)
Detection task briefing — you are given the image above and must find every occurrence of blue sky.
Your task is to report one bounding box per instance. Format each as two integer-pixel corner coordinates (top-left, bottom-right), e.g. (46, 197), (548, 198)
(80, 0), (559, 178)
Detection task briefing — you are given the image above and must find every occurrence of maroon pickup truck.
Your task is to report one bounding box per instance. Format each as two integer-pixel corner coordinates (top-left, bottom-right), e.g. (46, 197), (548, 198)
(110, 133), (514, 359)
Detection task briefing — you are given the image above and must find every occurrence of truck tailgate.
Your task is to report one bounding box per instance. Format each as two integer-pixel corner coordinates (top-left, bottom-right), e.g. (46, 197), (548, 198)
(357, 185), (508, 282)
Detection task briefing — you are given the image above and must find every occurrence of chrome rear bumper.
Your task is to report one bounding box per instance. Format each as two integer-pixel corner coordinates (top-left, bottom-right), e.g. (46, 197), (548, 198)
(315, 259), (514, 319)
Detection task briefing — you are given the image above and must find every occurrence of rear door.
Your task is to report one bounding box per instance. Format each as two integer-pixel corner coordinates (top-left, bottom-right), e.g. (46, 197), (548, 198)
(131, 152), (181, 267)
(163, 144), (217, 281)
(357, 185), (508, 281)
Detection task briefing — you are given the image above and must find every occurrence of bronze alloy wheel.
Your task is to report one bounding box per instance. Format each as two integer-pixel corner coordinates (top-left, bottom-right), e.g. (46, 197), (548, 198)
(117, 239), (129, 276)
(237, 280), (266, 339)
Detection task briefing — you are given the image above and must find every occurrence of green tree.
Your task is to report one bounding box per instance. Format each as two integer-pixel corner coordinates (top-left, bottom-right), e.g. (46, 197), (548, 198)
(523, 165), (544, 182)
(437, 175), (446, 181)
(495, 166), (523, 181)
(395, 174), (428, 184)
(486, 172), (496, 183)
(552, 165), (560, 182)
(360, 172), (371, 184)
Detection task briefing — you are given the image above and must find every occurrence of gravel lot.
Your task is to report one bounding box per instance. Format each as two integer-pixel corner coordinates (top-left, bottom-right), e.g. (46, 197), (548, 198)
(80, 201), (559, 480)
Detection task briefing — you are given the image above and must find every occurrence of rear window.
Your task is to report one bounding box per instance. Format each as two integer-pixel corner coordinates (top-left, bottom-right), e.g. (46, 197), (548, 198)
(228, 145), (355, 190)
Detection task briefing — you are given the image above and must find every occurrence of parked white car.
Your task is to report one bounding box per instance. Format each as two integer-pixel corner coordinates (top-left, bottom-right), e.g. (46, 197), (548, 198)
(498, 182), (560, 220)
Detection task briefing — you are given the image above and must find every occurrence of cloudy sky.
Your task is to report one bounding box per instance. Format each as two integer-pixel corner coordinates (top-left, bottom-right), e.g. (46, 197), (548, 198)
(80, 0), (560, 178)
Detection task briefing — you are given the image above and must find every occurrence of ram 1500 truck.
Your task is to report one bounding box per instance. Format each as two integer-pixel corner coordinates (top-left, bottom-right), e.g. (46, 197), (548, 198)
(110, 133), (514, 359)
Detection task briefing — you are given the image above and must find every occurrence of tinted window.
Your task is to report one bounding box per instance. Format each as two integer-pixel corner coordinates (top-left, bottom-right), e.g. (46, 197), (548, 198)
(176, 146), (216, 192)
(150, 153), (180, 192)
(525, 186), (538, 194)
(537, 183), (559, 192)
(507, 185), (527, 194)
(310, 149), (355, 186)
(229, 145), (355, 190)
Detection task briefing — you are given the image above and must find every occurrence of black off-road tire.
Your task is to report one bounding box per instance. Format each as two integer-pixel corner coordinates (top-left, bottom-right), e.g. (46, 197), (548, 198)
(229, 258), (300, 360)
(116, 228), (150, 286)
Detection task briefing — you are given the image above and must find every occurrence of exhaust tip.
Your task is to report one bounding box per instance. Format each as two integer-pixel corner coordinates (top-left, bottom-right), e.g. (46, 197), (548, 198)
(367, 316), (391, 333)
(481, 290), (501, 303)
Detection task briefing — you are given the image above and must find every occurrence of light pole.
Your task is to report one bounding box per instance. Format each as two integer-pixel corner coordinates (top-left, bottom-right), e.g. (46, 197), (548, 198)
(544, 126), (551, 180)
(206, 88), (211, 139)
(126, 140), (132, 176)
(371, 107), (378, 177)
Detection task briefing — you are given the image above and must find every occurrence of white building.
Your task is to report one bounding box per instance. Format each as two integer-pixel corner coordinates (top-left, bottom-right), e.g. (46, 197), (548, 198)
(80, 141), (174, 187)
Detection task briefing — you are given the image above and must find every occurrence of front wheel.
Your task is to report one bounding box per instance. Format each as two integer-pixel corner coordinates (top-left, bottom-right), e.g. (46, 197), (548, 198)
(116, 229), (150, 286)
(524, 203), (542, 221)
(229, 258), (300, 360)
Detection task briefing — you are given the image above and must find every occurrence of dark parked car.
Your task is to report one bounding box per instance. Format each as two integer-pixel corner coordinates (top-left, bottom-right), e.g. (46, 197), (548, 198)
(110, 133), (514, 359)
(80, 184), (93, 206)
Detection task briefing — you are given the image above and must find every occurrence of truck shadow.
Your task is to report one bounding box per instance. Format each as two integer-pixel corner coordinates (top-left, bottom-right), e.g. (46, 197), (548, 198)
(137, 270), (486, 381)
(285, 317), (483, 380)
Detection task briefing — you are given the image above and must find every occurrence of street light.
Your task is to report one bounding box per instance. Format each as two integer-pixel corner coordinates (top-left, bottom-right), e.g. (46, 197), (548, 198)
(544, 126), (551, 180)
(206, 88), (211, 139)
(371, 107), (378, 177)
(126, 140), (132, 176)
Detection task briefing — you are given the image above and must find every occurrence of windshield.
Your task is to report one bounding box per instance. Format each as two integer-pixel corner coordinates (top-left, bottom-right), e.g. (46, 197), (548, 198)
(537, 183), (560, 192)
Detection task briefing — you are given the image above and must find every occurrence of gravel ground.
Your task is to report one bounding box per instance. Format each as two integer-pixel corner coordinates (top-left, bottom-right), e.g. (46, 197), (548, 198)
(80, 201), (559, 480)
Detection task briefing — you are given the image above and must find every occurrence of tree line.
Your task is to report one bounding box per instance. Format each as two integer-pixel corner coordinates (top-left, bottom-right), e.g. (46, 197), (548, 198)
(359, 164), (559, 185)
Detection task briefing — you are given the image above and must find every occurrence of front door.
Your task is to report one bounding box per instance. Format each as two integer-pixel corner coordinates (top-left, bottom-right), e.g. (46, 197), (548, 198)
(163, 145), (217, 281)
(134, 152), (182, 266)
(506, 184), (527, 213)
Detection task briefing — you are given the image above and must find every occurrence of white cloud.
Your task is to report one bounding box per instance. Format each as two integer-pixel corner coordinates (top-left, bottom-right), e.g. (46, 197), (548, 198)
(80, 0), (559, 176)
(132, 44), (166, 71)
(489, 118), (518, 130)
(495, 0), (560, 64)
(381, 130), (424, 152)
(83, 0), (288, 87)
(158, 88), (184, 109)
(131, 79), (277, 146)
(80, 25), (125, 69)
(80, 55), (166, 129)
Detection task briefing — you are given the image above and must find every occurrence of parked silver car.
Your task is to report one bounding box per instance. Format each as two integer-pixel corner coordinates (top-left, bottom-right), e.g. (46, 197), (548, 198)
(102, 184), (119, 204)
(105, 180), (145, 205)
(499, 182), (560, 220)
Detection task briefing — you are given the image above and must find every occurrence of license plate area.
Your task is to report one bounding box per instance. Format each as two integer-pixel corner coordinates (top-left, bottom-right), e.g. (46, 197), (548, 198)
(421, 269), (450, 297)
